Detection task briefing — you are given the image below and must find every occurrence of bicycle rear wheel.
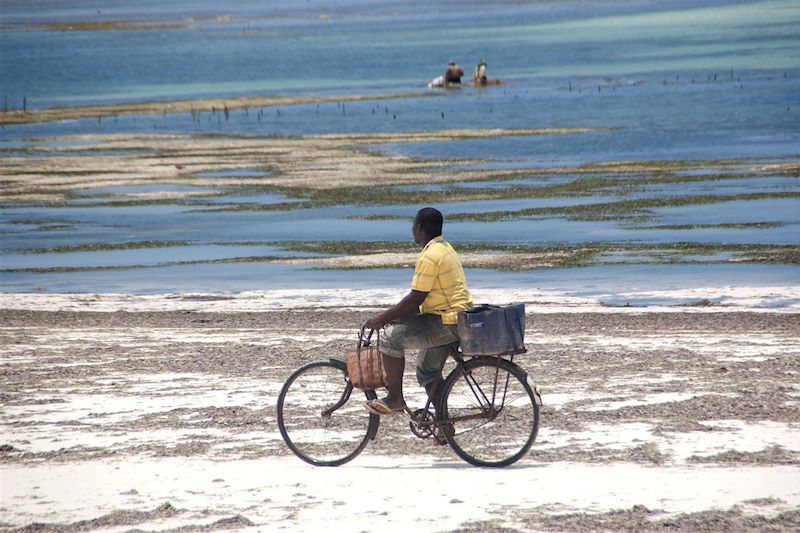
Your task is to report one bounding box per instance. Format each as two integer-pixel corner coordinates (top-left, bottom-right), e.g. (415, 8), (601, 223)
(277, 359), (378, 466)
(439, 357), (539, 467)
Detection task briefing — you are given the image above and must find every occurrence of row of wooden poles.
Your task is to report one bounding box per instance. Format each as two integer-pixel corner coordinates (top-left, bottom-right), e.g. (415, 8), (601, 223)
(2, 70), (791, 114)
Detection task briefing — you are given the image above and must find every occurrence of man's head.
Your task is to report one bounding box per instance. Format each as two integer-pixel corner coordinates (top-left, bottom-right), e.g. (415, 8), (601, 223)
(413, 207), (443, 245)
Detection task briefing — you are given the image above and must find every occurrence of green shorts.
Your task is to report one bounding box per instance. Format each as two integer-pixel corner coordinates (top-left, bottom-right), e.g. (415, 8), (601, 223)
(379, 313), (459, 386)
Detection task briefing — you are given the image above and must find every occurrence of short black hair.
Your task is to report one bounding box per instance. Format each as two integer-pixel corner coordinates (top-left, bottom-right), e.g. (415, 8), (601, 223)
(415, 207), (443, 236)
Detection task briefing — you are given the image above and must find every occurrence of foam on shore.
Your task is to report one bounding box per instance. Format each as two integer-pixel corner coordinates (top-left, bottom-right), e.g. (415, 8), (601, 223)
(2, 285), (798, 313)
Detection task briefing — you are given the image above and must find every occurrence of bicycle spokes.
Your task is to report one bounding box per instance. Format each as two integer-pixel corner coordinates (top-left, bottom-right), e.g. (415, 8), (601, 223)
(277, 360), (378, 467)
(439, 357), (540, 467)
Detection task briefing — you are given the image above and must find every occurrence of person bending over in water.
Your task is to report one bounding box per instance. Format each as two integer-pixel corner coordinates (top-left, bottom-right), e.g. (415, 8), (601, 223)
(364, 207), (472, 417)
(444, 60), (464, 85)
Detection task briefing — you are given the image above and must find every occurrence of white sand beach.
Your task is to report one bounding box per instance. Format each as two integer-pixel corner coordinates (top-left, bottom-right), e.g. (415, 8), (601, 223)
(2, 294), (798, 532)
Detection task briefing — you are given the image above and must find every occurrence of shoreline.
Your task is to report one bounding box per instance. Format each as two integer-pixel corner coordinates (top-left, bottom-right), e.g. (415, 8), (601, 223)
(2, 284), (799, 314)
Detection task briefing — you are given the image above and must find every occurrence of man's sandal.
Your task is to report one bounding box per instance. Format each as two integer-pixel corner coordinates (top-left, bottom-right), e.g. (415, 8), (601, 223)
(364, 398), (406, 416)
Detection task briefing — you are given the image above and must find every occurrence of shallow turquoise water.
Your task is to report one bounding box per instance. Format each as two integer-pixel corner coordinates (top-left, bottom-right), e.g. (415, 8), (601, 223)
(3, 0), (798, 106)
(1, 0), (798, 300)
(3, 194), (798, 253)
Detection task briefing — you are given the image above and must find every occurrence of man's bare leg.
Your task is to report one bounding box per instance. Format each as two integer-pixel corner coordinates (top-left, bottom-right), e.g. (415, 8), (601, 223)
(425, 376), (448, 445)
(424, 377), (443, 406)
(381, 353), (406, 409)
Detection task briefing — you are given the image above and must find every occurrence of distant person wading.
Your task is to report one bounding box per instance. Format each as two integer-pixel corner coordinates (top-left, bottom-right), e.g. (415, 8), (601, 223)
(472, 59), (488, 85)
(444, 60), (464, 85)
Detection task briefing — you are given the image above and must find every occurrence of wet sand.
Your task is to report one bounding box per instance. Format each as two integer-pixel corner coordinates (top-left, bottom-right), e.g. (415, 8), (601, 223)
(2, 307), (798, 531)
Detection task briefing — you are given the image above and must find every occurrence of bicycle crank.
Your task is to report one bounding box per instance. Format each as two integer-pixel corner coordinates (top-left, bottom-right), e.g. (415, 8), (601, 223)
(409, 408), (436, 439)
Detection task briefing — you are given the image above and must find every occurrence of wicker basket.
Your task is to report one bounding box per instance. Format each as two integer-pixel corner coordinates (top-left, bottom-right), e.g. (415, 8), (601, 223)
(346, 328), (388, 390)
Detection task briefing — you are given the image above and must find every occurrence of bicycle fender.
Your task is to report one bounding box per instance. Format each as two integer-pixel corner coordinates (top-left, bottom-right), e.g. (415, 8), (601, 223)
(525, 373), (544, 406)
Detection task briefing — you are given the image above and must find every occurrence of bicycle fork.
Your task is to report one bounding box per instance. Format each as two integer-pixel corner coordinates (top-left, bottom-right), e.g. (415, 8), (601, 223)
(321, 379), (383, 441)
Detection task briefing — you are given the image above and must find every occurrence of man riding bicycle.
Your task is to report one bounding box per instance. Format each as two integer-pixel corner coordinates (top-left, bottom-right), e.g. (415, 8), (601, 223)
(278, 208), (540, 465)
(364, 207), (473, 415)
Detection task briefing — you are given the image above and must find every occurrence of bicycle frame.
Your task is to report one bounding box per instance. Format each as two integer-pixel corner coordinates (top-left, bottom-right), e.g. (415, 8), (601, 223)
(330, 349), (517, 429)
(427, 353), (510, 427)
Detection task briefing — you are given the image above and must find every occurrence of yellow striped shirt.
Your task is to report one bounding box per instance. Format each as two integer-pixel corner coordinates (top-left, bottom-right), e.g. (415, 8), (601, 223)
(411, 236), (473, 324)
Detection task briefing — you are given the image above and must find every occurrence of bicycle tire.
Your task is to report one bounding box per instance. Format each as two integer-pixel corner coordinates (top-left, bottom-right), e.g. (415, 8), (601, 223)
(438, 357), (539, 467)
(277, 359), (379, 466)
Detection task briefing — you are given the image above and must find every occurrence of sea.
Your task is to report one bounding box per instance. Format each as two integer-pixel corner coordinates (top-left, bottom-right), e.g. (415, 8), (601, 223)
(1, 0), (799, 310)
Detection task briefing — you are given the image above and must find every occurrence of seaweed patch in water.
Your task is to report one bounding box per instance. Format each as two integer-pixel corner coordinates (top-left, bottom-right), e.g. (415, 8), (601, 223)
(448, 192), (800, 222)
(15, 240), (193, 254)
(1, 255), (290, 273)
(632, 222), (784, 230)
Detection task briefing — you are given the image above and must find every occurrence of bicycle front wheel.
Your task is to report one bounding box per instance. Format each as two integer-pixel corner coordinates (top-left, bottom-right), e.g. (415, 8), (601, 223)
(439, 357), (539, 467)
(277, 359), (379, 466)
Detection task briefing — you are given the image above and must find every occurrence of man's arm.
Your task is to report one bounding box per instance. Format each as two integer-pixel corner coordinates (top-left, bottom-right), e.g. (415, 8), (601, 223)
(365, 289), (428, 330)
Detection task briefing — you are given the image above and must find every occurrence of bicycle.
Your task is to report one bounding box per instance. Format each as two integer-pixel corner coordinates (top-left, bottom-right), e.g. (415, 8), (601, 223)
(277, 326), (543, 467)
